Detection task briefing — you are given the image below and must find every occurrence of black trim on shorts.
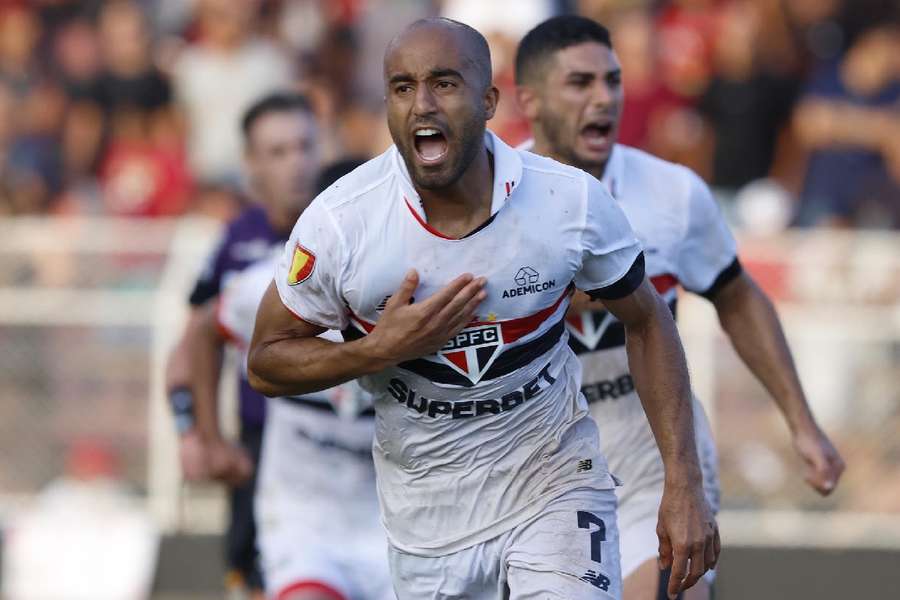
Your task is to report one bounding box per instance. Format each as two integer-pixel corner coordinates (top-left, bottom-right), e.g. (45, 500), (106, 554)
(586, 252), (645, 301)
(397, 318), (566, 387)
(698, 256), (743, 300)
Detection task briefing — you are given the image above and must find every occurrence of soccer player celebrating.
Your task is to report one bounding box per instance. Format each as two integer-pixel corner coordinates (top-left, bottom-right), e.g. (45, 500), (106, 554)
(513, 15), (845, 600)
(249, 18), (718, 599)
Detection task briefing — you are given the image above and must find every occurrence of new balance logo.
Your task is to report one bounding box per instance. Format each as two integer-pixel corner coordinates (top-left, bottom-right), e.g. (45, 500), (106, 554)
(580, 570), (611, 591)
(577, 459), (593, 473)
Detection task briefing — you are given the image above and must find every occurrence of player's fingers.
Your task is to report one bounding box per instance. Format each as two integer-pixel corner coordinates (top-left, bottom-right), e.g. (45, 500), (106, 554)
(421, 273), (478, 313)
(385, 269), (420, 311)
(682, 543), (707, 592)
(434, 278), (486, 325)
(657, 521), (673, 570)
(712, 526), (721, 568)
(667, 546), (689, 599)
(704, 533), (717, 572)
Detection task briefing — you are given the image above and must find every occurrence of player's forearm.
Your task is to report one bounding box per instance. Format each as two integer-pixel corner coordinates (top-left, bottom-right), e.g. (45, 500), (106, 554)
(247, 334), (393, 397)
(165, 309), (203, 392)
(190, 309), (226, 442)
(713, 274), (816, 434)
(624, 294), (702, 484)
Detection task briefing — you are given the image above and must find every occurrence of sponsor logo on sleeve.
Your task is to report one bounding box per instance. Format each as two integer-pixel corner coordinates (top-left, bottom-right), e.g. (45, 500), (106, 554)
(287, 243), (316, 286)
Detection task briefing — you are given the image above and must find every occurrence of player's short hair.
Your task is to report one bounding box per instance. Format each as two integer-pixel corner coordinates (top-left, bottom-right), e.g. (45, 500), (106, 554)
(515, 15), (613, 85)
(241, 92), (314, 144)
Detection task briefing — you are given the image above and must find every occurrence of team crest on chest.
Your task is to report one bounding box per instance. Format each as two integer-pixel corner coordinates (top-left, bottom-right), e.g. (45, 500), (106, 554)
(566, 310), (616, 351)
(437, 324), (505, 385)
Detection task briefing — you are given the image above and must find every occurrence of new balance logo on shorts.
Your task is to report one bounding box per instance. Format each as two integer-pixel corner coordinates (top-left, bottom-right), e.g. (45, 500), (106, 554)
(577, 459), (593, 473)
(580, 570), (611, 591)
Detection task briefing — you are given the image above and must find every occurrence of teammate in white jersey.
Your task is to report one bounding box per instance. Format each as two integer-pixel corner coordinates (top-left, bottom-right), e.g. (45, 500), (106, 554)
(514, 15), (845, 600)
(248, 18), (718, 600)
(203, 255), (392, 600)
(189, 159), (392, 600)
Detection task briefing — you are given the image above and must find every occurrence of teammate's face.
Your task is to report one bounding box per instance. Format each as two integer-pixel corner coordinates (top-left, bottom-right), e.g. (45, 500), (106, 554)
(245, 109), (320, 212)
(521, 42), (622, 173)
(384, 25), (498, 190)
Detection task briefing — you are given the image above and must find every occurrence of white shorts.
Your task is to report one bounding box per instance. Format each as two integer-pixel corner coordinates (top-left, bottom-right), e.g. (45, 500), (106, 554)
(255, 398), (393, 600)
(611, 402), (720, 581)
(389, 487), (622, 600)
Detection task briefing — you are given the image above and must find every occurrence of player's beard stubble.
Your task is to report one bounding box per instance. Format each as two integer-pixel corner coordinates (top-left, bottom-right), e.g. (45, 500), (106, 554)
(538, 105), (608, 180)
(392, 109), (488, 191)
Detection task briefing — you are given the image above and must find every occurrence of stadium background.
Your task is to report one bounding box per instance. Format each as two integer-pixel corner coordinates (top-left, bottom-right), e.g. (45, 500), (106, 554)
(0, 0), (896, 598)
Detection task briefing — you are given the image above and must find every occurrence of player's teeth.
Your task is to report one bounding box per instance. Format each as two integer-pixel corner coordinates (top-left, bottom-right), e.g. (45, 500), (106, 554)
(416, 129), (439, 137)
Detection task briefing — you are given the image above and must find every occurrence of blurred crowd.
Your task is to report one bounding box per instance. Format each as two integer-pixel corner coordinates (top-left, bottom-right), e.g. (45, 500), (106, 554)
(0, 0), (896, 227)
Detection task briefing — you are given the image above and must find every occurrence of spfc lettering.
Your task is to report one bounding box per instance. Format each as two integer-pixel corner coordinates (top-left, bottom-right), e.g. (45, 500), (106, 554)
(437, 324), (504, 385)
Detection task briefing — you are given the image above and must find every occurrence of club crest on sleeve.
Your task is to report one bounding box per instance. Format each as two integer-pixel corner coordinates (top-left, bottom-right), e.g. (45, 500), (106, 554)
(287, 243), (316, 286)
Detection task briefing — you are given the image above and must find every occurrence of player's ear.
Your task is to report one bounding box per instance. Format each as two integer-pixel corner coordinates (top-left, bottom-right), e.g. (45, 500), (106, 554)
(483, 84), (500, 121)
(515, 85), (540, 121)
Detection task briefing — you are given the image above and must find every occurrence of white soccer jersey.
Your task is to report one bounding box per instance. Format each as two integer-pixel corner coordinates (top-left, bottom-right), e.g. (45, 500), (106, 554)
(218, 257), (391, 599)
(568, 144), (737, 518)
(217, 254), (371, 416)
(275, 131), (644, 557)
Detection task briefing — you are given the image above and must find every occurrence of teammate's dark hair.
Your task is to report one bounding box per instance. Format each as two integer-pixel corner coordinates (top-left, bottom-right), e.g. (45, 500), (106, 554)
(315, 157), (367, 195)
(515, 15), (613, 85)
(241, 92), (314, 143)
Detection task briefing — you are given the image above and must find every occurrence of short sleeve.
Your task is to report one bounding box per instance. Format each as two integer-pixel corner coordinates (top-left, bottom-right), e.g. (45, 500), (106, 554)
(574, 174), (645, 299)
(676, 170), (739, 295)
(188, 234), (227, 306)
(274, 200), (349, 330)
(217, 257), (277, 346)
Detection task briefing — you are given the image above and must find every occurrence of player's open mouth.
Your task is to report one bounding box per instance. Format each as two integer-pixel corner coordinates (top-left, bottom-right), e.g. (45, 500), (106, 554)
(580, 121), (613, 152)
(413, 127), (449, 164)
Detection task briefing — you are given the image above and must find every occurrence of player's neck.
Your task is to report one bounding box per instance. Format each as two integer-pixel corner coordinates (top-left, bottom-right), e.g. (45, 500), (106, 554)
(531, 138), (608, 181)
(416, 148), (495, 239)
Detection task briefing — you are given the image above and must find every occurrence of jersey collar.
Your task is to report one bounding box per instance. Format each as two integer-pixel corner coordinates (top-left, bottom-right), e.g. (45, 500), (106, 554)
(395, 129), (523, 221)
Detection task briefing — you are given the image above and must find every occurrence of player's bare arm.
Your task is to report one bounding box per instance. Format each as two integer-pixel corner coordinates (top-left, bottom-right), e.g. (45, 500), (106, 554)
(248, 271), (486, 397)
(710, 271), (845, 495)
(600, 278), (719, 599)
(187, 301), (253, 487)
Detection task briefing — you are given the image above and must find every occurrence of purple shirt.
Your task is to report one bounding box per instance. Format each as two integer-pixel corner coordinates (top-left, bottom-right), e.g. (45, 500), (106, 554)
(190, 204), (287, 426)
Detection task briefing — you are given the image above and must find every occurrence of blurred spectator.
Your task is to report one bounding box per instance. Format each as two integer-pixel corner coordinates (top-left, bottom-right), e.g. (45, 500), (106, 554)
(793, 25), (900, 228)
(171, 0), (292, 186)
(94, 0), (190, 216)
(0, 5), (42, 98)
(698, 0), (799, 190)
(611, 7), (684, 150)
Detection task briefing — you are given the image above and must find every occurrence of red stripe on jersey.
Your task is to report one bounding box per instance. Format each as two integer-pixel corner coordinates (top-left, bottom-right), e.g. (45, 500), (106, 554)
(650, 274), (679, 295)
(351, 287), (571, 343)
(404, 197), (455, 240)
(348, 309), (375, 333)
(505, 181), (511, 196)
(470, 287), (571, 343)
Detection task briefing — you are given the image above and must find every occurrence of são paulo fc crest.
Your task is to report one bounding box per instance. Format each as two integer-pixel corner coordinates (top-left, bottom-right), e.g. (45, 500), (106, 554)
(437, 324), (504, 385)
(287, 243), (316, 286)
(566, 310), (616, 350)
